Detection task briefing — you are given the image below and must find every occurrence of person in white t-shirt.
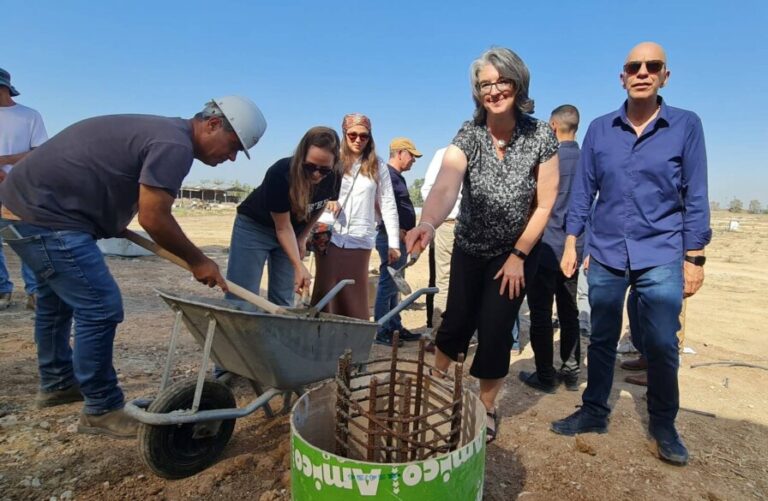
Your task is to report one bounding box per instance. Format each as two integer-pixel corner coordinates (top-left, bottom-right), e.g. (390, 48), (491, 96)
(0, 68), (48, 310)
(311, 113), (400, 320)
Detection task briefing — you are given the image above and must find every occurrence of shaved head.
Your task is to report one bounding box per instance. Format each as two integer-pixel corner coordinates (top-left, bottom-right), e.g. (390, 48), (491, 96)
(625, 42), (667, 64)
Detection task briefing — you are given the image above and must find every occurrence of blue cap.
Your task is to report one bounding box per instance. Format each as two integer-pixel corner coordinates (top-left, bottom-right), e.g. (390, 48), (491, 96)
(0, 68), (20, 97)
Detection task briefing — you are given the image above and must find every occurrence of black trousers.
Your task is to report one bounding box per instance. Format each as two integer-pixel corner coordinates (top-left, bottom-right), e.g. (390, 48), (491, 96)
(527, 265), (581, 382)
(436, 244), (538, 380)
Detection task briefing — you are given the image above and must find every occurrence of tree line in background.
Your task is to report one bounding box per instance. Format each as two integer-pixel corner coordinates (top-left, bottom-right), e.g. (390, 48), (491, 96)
(195, 178), (765, 214)
(711, 199), (767, 214)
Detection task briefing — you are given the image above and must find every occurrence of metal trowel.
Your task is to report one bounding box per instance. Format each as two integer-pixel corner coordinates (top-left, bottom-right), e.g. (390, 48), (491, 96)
(387, 251), (420, 295)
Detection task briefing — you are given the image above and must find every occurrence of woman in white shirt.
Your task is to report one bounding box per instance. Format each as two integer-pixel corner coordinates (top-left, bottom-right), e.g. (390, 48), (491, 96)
(310, 113), (400, 319)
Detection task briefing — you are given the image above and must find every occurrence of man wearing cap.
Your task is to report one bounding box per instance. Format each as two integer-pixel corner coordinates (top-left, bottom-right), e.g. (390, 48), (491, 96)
(373, 138), (422, 346)
(0, 68), (47, 310)
(0, 97), (266, 438)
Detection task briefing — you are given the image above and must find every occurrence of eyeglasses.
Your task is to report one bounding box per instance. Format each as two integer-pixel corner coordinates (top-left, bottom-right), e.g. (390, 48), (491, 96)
(346, 132), (370, 142)
(303, 163), (333, 177)
(478, 79), (514, 95)
(623, 60), (665, 76)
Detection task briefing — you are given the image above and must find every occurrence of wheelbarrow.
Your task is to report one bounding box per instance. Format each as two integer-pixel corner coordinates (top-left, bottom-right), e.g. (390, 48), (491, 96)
(124, 283), (437, 479)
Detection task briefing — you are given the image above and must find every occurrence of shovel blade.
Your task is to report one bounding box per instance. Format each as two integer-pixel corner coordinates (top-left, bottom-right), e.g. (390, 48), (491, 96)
(387, 266), (412, 295)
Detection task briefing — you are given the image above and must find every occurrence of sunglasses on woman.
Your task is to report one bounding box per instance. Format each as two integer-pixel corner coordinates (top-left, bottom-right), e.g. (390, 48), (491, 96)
(303, 163), (333, 177)
(623, 60), (665, 76)
(346, 132), (370, 142)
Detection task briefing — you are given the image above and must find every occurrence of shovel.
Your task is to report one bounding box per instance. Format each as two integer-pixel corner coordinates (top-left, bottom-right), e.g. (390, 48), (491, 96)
(387, 251), (420, 295)
(122, 230), (290, 316)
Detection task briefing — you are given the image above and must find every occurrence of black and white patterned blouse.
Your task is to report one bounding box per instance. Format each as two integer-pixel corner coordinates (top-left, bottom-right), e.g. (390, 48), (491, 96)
(452, 115), (559, 257)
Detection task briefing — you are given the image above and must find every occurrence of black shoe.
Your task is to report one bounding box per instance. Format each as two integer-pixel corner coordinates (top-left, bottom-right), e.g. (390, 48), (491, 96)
(375, 332), (404, 347)
(518, 370), (557, 394)
(650, 426), (689, 465)
(559, 371), (580, 391)
(551, 409), (608, 436)
(396, 328), (421, 342)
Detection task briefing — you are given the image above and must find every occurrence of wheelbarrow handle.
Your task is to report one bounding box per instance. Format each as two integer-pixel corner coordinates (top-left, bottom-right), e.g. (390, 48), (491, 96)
(122, 230), (288, 315)
(376, 287), (438, 327)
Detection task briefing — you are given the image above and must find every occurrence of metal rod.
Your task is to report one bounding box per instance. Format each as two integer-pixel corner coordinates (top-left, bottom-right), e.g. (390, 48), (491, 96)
(192, 314), (217, 413)
(159, 308), (183, 392)
(385, 331), (400, 462)
(400, 376), (412, 462)
(335, 350), (352, 456)
(367, 376), (379, 462)
(449, 353), (465, 451)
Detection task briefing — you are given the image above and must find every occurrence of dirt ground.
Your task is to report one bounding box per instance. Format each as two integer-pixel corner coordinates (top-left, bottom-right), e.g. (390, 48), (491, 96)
(1, 210), (766, 500)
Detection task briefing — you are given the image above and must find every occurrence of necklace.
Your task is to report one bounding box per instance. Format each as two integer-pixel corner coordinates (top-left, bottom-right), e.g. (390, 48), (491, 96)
(496, 138), (507, 148)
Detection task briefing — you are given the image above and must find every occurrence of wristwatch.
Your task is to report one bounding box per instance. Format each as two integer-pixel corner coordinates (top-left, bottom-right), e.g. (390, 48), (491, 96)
(684, 255), (706, 266)
(510, 248), (528, 261)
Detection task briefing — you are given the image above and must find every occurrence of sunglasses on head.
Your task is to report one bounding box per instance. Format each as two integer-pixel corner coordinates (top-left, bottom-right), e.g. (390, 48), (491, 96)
(303, 163), (333, 177)
(346, 132), (370, 142)
(623, 60), (665, 76)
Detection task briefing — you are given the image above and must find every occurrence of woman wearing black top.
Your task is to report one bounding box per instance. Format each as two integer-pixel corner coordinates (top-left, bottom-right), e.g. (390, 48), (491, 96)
(228, 126), (341, 305)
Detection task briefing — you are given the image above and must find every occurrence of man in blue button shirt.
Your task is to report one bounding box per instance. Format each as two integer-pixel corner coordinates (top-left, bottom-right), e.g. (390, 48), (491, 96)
(551, 42), (711, 466)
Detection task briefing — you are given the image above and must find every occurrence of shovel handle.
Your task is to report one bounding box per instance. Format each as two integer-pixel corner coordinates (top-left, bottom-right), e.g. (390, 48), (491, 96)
(122, 230), (288, 315)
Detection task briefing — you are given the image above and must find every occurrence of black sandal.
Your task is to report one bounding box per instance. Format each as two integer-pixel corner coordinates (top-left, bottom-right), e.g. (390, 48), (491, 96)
(486, 409), (500, 444)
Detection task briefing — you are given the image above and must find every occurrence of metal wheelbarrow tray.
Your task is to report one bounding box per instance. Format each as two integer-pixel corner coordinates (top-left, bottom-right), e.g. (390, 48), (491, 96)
(125, 284), (436, 479)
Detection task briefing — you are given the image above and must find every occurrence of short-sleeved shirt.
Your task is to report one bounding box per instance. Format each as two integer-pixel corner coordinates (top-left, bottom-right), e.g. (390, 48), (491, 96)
(0, 103), (48, 174)
(237, 157), (341, 235)
(452, 115), (559, 257)
(0, 114), (194, 238)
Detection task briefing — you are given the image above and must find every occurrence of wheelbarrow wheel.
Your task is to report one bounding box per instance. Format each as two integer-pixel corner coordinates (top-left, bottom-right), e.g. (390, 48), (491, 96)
(138, 378), (237, 479)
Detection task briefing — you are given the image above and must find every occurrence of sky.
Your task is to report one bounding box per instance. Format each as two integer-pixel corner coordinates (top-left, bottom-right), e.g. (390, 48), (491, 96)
(5, 0), (767, 206)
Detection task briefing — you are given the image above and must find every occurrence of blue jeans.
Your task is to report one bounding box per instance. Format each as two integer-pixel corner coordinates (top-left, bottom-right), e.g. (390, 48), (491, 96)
(583, 258), (683, 434)
(225, 214), (295, 306)
(0, 233), (38, 294)
(4, 222), (125, 414)
(374, 229), (407, 336)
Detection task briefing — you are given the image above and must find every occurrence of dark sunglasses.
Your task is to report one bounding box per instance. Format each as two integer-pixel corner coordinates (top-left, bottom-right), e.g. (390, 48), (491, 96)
(303, 163), (333, 177)
(623, 60), (665, 76)
(346, 132), (370, 142)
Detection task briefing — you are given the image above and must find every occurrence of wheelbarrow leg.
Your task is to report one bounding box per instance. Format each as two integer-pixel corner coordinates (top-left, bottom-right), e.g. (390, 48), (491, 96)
(159, 309), (184, 392)
(192, 314), (217, 413)
(248, 379), (275, 418)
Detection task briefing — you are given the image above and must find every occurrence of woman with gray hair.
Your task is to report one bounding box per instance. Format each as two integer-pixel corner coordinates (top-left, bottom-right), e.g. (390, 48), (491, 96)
(405, 47), (560, 443)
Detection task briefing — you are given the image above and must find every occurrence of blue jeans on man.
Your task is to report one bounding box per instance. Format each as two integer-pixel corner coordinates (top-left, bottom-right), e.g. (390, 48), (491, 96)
(4, 222), (125, 415)
(583, 258), (683, 438)
(0, 233), (38, 296)
(374, 229), (409, 339)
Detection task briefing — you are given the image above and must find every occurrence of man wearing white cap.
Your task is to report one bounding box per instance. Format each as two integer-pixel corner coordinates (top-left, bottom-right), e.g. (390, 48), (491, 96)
(0, 97), (266, 438)
(0, 67), (48, 310)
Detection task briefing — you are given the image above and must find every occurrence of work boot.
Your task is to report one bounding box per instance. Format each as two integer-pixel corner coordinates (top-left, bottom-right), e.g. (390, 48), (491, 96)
(620, 356), (647, 371)
(35, 384), (84, 409)
(559, 371), (580, 391)
(25, 293), (36, 311)
(551, 408), (608, 436)
(518, 370), (558, 394)
(395, 328), (421, 342)
(650, 426), (689, 465)
(374, 332), (404, 347)
(0, 292), (11, 309)
(78, 409), (138, 439)
(624, 373), (648, 386)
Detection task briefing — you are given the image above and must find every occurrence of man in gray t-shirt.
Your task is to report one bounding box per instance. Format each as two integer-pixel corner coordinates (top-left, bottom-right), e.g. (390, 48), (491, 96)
(0, 96), (266, 438)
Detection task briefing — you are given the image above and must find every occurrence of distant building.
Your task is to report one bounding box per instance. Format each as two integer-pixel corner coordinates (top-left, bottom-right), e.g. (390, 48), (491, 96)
(178, 183), (247, 203)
